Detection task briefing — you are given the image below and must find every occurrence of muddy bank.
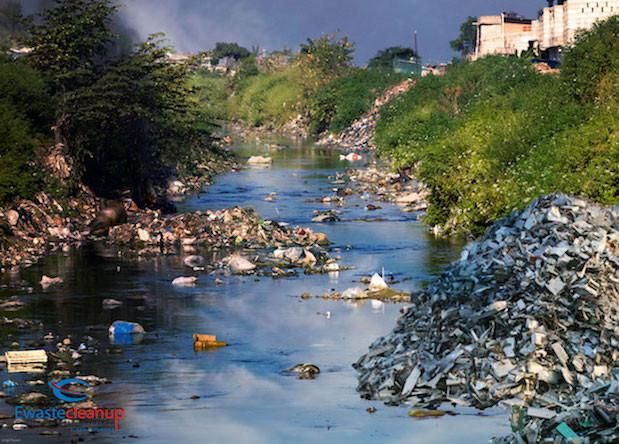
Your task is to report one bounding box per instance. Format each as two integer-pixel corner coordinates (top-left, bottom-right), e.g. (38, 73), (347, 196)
(354, 194), (618, 442)
(227, 117), (308, 142)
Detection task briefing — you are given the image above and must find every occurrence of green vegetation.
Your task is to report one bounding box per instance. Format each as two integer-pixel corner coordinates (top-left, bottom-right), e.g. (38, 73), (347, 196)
(229, 66), (304, 127)
(210, 41), (251, 64)
(0, 0), (24, 45)
(450, 16), (477, 58)
(0, 0), (219, 207)
(188, 69), (230, 125)
(229, 33), (356, 127)
(0, 57), (50, 203)
(376, 17), (619, 235)
(229, 36), (405, 136)
(307, 68), (404, 136)
(368, 46), (417, 69)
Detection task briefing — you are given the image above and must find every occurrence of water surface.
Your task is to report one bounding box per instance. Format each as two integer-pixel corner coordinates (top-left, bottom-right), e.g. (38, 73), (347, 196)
(0, 138), (509, 443)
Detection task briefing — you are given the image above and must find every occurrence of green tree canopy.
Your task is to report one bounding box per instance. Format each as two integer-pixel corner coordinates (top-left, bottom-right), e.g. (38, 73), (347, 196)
(21, 0), (214, 205)
(368, 46), (417, 69)
(23, 0), (118, 97)
(450, 16), (477, 57)
(211, 41), (251, 64)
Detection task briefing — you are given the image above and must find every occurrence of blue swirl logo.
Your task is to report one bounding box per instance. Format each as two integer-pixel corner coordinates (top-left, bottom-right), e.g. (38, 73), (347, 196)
(48, 378), (91, 403)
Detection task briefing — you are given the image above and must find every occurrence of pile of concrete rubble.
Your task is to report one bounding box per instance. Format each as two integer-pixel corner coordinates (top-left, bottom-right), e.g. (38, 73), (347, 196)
(317, 80), (413, 150)
(354, 194), (618, 442)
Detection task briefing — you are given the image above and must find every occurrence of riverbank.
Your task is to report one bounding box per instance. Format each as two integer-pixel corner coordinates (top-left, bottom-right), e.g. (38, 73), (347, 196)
(0, 136), (491, 443)
(0, 151), (238, 273)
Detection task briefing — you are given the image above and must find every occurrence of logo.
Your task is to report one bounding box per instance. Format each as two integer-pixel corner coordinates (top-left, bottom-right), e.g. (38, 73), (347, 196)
(48, 378), (91, 403)
(16, 377), (125, 432)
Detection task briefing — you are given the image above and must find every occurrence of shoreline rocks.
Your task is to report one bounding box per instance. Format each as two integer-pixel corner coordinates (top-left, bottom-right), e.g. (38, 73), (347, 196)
(317, 79), (413, 150)
(328, 166), (429, 214)
(354, 194), (618, 442)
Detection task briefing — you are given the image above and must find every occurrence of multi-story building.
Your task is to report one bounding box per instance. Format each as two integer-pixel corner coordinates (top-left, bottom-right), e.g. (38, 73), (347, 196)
(474, 13), (534, 59)
(473, 0), (619, 61)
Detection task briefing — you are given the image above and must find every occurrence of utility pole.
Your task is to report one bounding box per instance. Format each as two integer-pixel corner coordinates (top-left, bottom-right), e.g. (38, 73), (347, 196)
(414, 30), (419, 59)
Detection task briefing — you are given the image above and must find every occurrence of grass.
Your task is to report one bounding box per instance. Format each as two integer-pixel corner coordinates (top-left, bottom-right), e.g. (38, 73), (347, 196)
(375, 54), (617, 235)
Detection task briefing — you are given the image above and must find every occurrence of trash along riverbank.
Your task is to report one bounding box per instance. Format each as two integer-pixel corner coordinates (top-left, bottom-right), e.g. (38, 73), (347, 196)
(0, 153), (237, 273)
(354, 194), (619, 443)
(1, 139), (501, 443)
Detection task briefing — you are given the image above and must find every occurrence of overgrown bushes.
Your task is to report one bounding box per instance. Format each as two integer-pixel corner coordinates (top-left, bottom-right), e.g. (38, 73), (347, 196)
(229, 67), (304, 127)
(0, 57), (50, 203)
(375, 17), (619, 235)
(307, 68), (404, 136)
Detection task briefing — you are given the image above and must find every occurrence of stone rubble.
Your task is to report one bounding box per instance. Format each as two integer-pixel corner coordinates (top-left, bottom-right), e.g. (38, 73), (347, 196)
(329, 166), (429, 214)
(317, 79), (414, 150)
(354, 194), (618, 443)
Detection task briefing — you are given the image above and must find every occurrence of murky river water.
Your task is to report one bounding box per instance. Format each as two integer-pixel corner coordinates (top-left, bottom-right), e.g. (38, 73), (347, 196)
(0, 138), (510, 443)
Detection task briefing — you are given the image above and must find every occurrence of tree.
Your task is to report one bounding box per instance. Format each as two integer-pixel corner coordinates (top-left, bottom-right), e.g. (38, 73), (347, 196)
(299, 34), (354, 76)
(24, 0), (118, 97)
(450, 16), (477, 57)
(21, 0), (214, 205)
(0, 56), (50, 203)
(68, 35), (204, 203)
(211, 41), (251, 64)
(368, 46), (417, 69)
(0, 0), (23, 42)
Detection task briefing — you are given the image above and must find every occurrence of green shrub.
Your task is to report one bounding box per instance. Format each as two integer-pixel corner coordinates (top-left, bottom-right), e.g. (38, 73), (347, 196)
(561, 15), (619, 103)
(308, 68), (404, 136)
(0, 58), (50, 203)
(0, 101), (42, 203)
(189, 70), (230, 124)
(375, 56), (591, 235)
(229, 68), (304, 126)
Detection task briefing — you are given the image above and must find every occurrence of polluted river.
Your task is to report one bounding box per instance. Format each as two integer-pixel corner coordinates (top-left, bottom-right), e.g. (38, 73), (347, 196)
(0, 137), (511, 443)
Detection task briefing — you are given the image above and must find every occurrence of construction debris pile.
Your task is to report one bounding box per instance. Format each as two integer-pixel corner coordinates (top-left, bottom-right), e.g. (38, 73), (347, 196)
(317, 80), (413, 150)
(109, 206), (329, 252)
(333, 167), (429, 213)
(354, 194), (618, 442)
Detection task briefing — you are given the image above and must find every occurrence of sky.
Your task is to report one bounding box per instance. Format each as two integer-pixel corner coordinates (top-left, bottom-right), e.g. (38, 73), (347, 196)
(120, 0), (545, 64)
(22, 0), (545, 64)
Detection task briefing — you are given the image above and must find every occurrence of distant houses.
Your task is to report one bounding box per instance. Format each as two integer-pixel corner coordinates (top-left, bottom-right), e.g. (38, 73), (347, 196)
(473, 0), (619, 61)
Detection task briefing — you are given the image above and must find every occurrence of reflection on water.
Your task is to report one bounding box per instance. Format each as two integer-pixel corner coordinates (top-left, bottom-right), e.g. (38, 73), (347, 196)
(0, 138), (508, 443)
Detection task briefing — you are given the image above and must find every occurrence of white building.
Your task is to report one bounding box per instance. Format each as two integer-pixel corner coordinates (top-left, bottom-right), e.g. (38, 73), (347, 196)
(474, 14), (534, 59)
(473, 0), (619, 61)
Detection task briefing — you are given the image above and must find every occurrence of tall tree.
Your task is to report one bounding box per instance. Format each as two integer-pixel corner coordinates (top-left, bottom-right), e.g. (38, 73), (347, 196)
(450, 16), (477, 57)
(296, 33), (354, 105)
(69, 35), (204, 202)
(22, 0), (118, 190)
(24, 0), (117, 97)
(22, 0), (213, 205)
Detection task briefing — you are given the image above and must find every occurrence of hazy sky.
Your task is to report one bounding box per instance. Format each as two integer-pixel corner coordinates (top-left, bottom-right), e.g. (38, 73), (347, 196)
(23, 0), (545, 64)
(120, 0), (545, 64)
